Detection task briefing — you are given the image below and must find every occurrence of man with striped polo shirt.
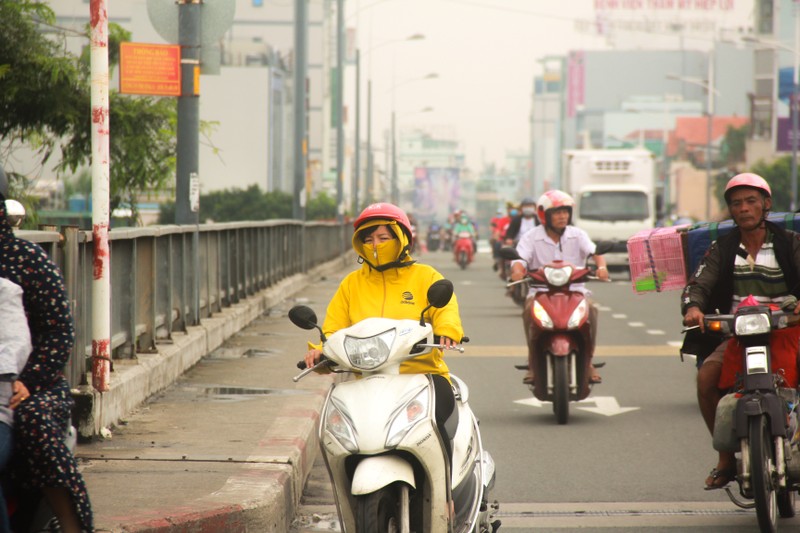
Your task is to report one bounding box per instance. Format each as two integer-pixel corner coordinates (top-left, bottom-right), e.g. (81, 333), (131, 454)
(682, 173), (800, 490)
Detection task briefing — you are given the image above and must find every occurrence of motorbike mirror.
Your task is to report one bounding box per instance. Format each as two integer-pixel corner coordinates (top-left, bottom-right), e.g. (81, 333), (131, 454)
(593, 241), (615, 256)
(498, 246), (521, 261)
(288, 305), (319, 330)
(5, 200), (25, 229)
(427, 279), (454, 309)
(289, 305), (327, 343)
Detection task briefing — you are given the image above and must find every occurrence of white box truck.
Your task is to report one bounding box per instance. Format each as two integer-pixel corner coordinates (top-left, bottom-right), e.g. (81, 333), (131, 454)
(561, 148), (656, 268)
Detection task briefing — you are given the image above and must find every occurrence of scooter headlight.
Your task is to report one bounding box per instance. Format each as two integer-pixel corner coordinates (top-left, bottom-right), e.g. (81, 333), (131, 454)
(386, 387), (430, 448)
(325, 399), (358, 453)
(533, 300), (553, 329)
(567, 299), (588, 328)
(734, 313), (771, 336)
(544, 265), (573, 287)
(344, 329), (396, 370)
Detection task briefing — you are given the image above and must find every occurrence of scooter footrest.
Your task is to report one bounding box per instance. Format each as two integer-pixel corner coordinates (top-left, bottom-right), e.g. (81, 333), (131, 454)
(593, 361), (606, 368)
(514, 364), (528, 370)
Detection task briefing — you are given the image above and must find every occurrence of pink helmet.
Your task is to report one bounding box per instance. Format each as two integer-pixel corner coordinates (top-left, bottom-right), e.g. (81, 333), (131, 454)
(353, 203), (413, 244)
(724, 173), (772, 203)
(537, 190), (575, 225)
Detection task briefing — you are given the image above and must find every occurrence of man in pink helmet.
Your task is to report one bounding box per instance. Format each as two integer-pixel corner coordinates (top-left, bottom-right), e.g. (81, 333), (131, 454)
(510, 190), (609, 385)
(682, 172), (800, 489)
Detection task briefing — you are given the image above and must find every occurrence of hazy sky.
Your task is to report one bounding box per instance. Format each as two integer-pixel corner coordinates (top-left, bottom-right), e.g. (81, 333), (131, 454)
(348, 0), (755, 171)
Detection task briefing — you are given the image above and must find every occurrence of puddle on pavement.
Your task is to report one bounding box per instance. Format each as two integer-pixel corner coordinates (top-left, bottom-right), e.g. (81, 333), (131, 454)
(243, 348), (281, 357)
(234, 330), (287, 337)
(203, 386), (310, 400)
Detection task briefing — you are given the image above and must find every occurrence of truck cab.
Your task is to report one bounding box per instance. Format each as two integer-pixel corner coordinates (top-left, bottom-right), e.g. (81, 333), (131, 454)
(562, 149), (656, 269)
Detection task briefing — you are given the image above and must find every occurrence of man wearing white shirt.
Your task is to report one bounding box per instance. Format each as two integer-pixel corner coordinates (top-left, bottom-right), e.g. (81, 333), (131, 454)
(510, 190), (608, 385)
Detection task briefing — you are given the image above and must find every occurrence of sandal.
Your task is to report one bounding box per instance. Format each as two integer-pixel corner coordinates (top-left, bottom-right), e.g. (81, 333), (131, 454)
(589, 373), (602, 384)
(704, 467), (736, 490)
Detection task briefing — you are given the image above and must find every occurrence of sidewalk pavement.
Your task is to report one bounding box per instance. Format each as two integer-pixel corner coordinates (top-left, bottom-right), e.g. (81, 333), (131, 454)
(77, 257), (352, 532)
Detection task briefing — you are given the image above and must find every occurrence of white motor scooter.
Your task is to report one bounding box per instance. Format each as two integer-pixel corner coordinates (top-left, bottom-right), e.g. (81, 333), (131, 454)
(290, 279), (500, 533)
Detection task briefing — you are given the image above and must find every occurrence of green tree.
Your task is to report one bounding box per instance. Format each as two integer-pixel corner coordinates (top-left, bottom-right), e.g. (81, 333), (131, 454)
(750, 156), (792, 212)
(307, 192), (337, 220)
(0, 1), (176, 217)
(720, 125), (747, 165)
(158, 188), (294, 224)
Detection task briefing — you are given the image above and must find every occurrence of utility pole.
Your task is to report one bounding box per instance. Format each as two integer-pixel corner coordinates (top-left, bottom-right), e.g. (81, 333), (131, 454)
(705, 50), (715, 220)
(89, 0), (111, 392)
(391, 110), (398, 204)
(293, 0), (307, 220)
(175, 0), (202, 328)
(335, 0), (345, 221)
(353, 49), (360, 212)
(366, 79), (373, 205)
(175, 0), (201, 228)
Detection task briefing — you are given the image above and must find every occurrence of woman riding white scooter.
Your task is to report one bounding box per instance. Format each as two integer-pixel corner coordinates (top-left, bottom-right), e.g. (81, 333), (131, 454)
(304, 202), (464, 462)
(302, 203), (500, 532)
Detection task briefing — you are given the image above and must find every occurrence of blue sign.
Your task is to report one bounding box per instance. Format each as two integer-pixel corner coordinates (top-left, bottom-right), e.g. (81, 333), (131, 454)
(779, 67), (797, 103)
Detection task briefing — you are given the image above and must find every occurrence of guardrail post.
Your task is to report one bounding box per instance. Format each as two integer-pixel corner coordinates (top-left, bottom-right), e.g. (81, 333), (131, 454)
(62, 225), (85, 387)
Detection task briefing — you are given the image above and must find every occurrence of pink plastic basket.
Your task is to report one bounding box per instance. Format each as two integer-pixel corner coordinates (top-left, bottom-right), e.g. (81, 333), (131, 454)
(627, 226), (687, 294)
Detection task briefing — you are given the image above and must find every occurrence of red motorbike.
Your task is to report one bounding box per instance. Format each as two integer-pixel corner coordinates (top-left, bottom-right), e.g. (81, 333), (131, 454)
(453, 231), (475, 269)
(500, 244), (610, 424)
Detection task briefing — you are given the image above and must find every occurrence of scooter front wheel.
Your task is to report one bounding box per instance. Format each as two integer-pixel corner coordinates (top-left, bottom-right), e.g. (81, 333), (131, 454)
(459, 251), (468, 269)
(355, 482), (408, 533)
(553, 356), (570, 425)
(749, 414), (778, 533)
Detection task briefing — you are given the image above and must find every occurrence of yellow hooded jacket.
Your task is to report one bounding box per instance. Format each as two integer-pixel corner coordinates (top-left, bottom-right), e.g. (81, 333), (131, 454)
(317, 219), (464, 379)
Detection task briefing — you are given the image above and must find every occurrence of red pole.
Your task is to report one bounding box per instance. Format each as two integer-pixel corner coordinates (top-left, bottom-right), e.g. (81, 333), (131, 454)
(90, 0), (111, 392)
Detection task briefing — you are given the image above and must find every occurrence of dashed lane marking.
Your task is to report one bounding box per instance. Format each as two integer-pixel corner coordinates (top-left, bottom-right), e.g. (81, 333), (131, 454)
(462, 345), (678, 357)
(646, 329), (665, 335)
(628, 321), (645, 327)
(611, 313), (627, 319)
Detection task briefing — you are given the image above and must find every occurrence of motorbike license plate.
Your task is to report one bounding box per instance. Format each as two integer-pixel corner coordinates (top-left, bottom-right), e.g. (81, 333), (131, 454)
(745, 346), (769, 375)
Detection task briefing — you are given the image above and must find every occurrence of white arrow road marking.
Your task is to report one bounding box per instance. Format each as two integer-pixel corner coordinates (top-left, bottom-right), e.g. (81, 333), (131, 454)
(514, 396), (639, 416)
(514, 397), (546, 408)
(577, 396), (640, 416)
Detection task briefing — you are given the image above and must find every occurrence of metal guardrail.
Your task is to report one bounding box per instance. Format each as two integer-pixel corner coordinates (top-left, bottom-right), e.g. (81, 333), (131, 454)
(18, 220), (349, 388)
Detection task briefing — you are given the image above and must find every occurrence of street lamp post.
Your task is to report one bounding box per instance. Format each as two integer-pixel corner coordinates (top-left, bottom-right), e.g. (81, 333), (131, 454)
(389, 105), (433, 206)
(358, 34), (425, 208)
(388, 73), (437, 207)
(667, 53), (718, 220)
(743, 19), (800, 211)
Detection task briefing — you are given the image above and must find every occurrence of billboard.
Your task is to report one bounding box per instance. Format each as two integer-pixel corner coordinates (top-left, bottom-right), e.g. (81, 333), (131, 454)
(413, 167), (460, 222)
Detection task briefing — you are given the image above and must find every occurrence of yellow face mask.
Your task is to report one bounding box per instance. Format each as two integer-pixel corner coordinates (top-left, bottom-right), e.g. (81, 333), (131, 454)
(367, 238), (402, 267)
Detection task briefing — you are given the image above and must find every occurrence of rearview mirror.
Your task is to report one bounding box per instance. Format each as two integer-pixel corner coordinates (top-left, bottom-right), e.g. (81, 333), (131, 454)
(498, 246), (521, 261)
(593, 241), (615, 256)
(288, 305), (319, 330)
(427, 279), (454, 309)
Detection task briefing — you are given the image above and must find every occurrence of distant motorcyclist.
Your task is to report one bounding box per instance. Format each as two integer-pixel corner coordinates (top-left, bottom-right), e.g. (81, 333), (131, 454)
(427, 221), (443, 252)
(452, 212), (477, 264)
(510, 190), (608, 385)
(681, 173), (800, 490)
(490, 205), (512, 273)
(504, 196), (539, 245)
